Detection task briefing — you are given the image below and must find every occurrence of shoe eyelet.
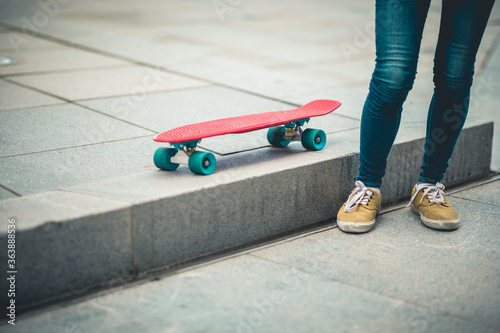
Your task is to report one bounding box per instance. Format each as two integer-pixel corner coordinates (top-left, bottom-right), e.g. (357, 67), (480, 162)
(428, 200), (431, 203)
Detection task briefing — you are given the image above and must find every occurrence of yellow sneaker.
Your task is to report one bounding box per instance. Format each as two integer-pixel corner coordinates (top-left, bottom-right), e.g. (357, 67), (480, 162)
(337, 181), (381, 233)
(408, 182), (460, 230)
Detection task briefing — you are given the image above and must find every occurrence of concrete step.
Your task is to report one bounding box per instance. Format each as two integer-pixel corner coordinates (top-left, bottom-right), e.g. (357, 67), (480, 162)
(0, 119), (493, 312)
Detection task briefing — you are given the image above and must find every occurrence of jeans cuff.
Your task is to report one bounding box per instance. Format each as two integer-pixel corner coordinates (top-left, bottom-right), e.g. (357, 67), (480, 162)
(417, 175), (439, 185)
(356, 178), (382, 188)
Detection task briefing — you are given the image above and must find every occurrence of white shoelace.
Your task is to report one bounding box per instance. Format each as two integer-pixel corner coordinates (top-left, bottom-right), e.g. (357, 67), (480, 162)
(344, 181), (373, 213)
(407, 182), (446, 207)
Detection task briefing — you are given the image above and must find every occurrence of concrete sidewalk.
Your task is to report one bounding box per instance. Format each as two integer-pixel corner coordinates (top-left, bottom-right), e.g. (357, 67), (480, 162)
(0, 0), (498, 316)
(7, 178), (500, 333)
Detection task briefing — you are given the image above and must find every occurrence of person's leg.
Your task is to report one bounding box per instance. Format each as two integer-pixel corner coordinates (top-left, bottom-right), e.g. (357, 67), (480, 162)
(338, 0), (431, 234)
(357, 0), (431, 188)
(410, 0), (495, 231)
(419, 0), (495, 184)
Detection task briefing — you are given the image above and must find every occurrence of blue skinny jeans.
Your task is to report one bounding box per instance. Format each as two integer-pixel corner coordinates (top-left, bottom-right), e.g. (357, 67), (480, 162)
(357, 0), (495, 188)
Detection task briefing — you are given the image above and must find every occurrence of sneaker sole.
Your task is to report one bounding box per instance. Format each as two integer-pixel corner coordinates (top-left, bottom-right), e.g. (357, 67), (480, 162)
(337, 219), (375, 233)
(409, 206), (460, 230)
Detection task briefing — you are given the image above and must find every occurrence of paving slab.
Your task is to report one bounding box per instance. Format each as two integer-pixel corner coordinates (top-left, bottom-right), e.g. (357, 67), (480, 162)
(0, 191), (132, 309)
(451, 179), (500, 207)
(0, 79), (65, 111)
(0, 43), (128, 75)
(79, 85), (359, 155)
(9, 65), (210, 101)
(251, 193), (500, 329)
(0, 104), (153, 157)
(157, 23), (347, 64)
(7, 254), (495, 333)
(0, 136), (158, 196)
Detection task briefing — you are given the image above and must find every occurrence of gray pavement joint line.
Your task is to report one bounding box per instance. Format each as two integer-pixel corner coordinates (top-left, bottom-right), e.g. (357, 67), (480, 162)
(449, 175), (500, 195)
(265, 56), (349, 70)
(326, 113), (361, 122)
(326, 125), (361, 134)
(209, 144), (271, 157)
(2, 76), (72, 102)
(0, 134), (154, 160)
(450, 195), (499, 207)
(71, 83), (211, 103)
(73, 103), (158, 134)
(0, 102), (67, 113)
(247, 253), (498, 330)
(0, 184), (21, 197)
(2, 77), (160, 134)
(0, 63), (133, 78)
(0, 22), (327, 111)
(477, 29), (500, 77)
(196, 145), (224, 156)
(56, 189), (135, 205)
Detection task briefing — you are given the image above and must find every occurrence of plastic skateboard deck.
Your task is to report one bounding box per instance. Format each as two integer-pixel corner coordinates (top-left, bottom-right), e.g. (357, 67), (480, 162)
(154, 99), (341, 143)
(153, 99), (341, 175)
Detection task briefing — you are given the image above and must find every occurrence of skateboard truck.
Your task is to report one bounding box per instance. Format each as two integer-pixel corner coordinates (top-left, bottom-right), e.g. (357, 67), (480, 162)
(283, 118), (310, 142)
(267, 118), (325, 152)
(154, 140), (217, 176)
(169, 141), (199, 164)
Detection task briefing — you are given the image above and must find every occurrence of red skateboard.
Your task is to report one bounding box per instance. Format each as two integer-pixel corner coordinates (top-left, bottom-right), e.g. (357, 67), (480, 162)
(153, 99), (341, 175)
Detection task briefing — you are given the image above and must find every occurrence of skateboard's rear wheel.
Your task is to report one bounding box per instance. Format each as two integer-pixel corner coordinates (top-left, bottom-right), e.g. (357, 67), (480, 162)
(189, 151), (217, 175)
(154, 148), (179, 171)
(267, 126), (290, 148)
(301, 129), (326, 151)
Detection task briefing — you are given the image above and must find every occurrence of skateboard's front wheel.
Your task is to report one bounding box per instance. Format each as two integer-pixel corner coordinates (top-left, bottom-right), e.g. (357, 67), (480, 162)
(189, 151), (217, 175)
(267, 126), (290, 148)
(154, 148), (179, 171)
(301, 129), (326, 151)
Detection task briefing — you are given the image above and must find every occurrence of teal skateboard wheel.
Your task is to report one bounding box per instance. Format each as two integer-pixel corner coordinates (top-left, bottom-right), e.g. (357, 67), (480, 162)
(267, 126), (290, 148)
(188, 151), (217, 175)
(301, 128), (326, 151)
(154, 148), (179, 171)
